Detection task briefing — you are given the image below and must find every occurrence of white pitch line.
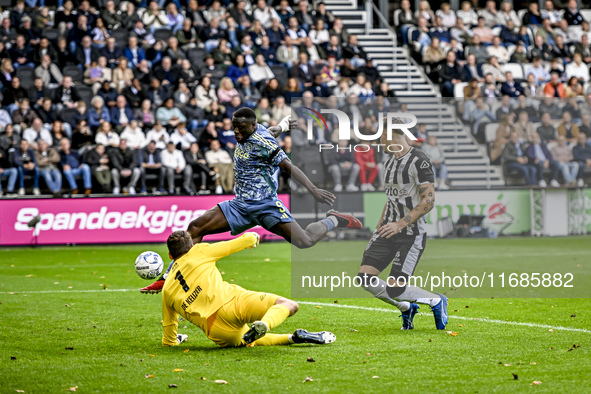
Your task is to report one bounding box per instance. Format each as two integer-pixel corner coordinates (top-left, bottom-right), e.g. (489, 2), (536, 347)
(297, 301), (591, 334)
(0, 288), (137, 294)
(0, 289), (588, 334)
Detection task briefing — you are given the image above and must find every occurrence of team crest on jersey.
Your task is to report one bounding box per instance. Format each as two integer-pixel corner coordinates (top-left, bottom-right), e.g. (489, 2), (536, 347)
(420, 161), (430, 169)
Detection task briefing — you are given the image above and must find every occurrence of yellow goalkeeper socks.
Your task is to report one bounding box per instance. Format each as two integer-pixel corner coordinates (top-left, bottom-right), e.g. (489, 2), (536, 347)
(253, 333), (292, 346)
(261, 304), (291, 330)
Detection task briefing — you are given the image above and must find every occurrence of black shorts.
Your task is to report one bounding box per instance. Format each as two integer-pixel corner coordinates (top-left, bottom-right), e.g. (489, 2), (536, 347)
(361, 232), (427, 276)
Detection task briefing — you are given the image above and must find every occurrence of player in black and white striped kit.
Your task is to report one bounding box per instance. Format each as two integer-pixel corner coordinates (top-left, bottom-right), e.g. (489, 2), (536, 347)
(357, 119), (448, 330)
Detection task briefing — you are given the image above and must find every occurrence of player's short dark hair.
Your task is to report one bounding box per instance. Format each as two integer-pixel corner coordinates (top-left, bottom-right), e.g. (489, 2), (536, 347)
(233, 107), (257, 123)
(167, 231), (193, 259)
(385, 116), (405, 135)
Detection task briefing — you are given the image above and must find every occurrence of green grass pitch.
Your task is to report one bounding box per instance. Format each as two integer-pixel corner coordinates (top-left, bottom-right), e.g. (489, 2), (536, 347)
(1, 237), (590, 393)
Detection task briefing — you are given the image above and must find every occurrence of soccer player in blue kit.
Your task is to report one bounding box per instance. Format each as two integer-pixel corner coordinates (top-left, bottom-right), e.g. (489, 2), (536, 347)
(141, 108), (362, 293)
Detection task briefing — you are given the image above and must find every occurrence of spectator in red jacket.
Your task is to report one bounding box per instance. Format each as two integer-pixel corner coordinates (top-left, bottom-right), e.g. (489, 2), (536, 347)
(355, 143), (378, 191)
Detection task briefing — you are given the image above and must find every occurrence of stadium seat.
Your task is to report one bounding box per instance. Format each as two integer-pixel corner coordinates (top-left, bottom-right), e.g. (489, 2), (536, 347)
(502, 63), (524, 80)
(16, 67), (35, 89)
(295, 146), (325, 186)
(41, 28), (59, 43)
(517, 9), (527, 24)
(453, 82), (468, 98)
(503, 165), (528, 186)
(314, 63), (324, 74)
(406, 26), (416, 46)
(393, 9), (402, 27)
(525, 27), (535, 47)
(59, 107), (78, 126)
(270, 65), (288, 88)
(74, 85), (94, 106)
(187, 48), (206, 68)
(154, 29), (172, 42)
(484, 123), (499, 143)
(407, 27), (420, 53)
(63, 66), (83, 83)
(111, 29), (129, 47)
(544, 62), (564, 73)
(209, 67), (226, 87)
(488, 100), (502, 115)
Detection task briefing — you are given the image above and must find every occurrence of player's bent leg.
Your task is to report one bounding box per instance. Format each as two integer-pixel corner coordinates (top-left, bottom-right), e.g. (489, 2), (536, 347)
(270, 210), (362, 249)
(270, 220), (327, 249)
(292, 329), (336, 345)
(358, 237), (412, 313)
(386, 268), (447, 330)
(251, 330), (337, 346)
(241, 296), (295, 345)
(325, 210), (363, 229)
(252, 333), (292, 346)
(382, 234), (448, 329)
(358, 266), (409, 311)
(274, 297), (299, 316)
(207, 300), (262, 347)
(187, 205), (232, 243)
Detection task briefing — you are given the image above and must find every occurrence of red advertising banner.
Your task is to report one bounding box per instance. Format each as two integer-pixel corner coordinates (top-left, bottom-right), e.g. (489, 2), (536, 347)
(0, 194), (289, 246)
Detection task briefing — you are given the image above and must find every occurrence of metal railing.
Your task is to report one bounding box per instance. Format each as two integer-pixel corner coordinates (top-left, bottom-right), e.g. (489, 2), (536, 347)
(364, 0), (397, 71)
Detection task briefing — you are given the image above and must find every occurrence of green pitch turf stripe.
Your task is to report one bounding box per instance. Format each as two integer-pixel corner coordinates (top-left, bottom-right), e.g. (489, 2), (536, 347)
(298, 301), (591, 334)
(0, 289), (137, 294)
(0, 289), (588, 334)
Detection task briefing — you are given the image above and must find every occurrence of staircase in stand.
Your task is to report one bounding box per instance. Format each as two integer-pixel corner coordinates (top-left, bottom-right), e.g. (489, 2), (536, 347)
(324, 0), (505, 188)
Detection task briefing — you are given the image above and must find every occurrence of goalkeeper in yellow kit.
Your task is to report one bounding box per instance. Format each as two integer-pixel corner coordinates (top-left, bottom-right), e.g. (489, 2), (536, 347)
(161, 230), (336, 348)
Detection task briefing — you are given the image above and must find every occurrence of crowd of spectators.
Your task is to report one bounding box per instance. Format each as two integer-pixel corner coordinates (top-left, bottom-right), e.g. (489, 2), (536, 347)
(397, 0), (591, 186)
(0, 0), (409, 196)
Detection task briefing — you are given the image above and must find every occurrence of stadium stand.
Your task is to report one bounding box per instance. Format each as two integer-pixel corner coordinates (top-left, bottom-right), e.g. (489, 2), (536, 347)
(391, 0), (591, 187)
(326, 0), (504, 188)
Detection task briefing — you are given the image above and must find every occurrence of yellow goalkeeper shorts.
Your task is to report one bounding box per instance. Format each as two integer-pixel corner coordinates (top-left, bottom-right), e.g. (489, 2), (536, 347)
(206, 286), (280, 347)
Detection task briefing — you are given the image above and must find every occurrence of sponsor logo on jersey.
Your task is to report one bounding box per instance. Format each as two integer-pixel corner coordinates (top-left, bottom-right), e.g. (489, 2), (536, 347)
(385, 186), (409, 197)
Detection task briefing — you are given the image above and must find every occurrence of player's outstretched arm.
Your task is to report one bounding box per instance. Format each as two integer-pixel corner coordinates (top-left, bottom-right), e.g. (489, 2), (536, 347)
(279, 158), (335, 206)
(378, 183), (435, 238)
(268, 115), (297, 138)
(162, 302), (180, 347)
(202, 232), (260, 259)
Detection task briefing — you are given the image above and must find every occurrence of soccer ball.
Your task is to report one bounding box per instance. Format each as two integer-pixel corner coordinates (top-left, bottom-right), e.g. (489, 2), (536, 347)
(135, 251), (164, 280)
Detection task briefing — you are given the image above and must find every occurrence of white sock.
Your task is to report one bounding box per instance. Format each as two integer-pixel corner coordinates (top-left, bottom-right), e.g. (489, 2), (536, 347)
(396, 286), (441, 307)
(328, 216), (339, 226)
(362, 276), (410, 311)
(287, 334), (294, 344)
(415, 297), (441, 307)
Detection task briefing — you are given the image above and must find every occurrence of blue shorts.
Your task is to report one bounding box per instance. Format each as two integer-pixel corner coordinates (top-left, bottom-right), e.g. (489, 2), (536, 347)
(218, 197), (292, 236)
